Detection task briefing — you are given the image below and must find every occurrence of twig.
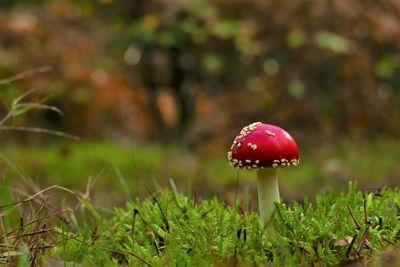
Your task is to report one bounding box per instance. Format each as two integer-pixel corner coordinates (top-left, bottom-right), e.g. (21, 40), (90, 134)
(345, 233), (358, 258)
(347, 204), (361, 230)
(356, 224), (371, 255)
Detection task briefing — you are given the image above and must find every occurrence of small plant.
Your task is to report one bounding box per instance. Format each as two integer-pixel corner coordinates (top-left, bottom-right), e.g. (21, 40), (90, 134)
(0, 66), (79, 143)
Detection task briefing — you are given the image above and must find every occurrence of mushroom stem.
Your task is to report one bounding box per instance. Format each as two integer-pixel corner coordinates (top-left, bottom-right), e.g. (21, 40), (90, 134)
(256, 168), (280, 225)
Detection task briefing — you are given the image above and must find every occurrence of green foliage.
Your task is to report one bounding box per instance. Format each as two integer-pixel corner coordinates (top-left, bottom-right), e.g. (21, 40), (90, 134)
(375, 55), (399, 78)
(55, 184), (400, 266)
(286, 29), (306, 48)
(314, 31), (351, 54)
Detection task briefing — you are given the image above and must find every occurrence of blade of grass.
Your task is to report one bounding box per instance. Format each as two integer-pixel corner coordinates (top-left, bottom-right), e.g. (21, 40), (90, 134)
(0, 126), (80, 140)
(0, 66), (52, 85)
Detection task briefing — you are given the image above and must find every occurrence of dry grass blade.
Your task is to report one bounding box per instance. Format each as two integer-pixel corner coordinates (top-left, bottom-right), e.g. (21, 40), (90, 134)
(6, 228), (52, 240)
(0, 196), (71, 266)
(20, 184), (100, 221)
(11, 185), (89, 231)
(0, 198), (41, 211)
(0, 126), (80, 140)
(0, 152), (40, 192)
(0, 210), (69, 241)
(0, 87), (61, 125)
(14, 102), (63, 116)
(0, 66), (52, 85)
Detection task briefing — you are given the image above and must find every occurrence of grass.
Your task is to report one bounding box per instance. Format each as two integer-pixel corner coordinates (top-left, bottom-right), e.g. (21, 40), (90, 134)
(3, 139), (400, 202)
(1, 182), (400, 266)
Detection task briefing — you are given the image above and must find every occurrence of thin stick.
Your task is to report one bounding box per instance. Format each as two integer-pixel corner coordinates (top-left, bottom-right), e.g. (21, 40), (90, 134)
(345, 233), (358, 258)
(347, 205), (361, 230)
(6, 228), (52, 240)
(356, 224), (371, 255)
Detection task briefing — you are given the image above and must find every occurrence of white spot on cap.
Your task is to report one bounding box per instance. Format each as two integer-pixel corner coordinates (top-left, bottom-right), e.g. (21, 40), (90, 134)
(266, 130), (276, 136)
(291, 159), (300, 166)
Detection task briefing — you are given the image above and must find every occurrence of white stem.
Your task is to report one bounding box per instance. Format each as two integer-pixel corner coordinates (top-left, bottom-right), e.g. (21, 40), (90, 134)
(257, 168), (280, 225)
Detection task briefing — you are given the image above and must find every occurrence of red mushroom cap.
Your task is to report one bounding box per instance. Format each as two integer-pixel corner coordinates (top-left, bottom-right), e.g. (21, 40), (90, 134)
(227, 122), (299, 170)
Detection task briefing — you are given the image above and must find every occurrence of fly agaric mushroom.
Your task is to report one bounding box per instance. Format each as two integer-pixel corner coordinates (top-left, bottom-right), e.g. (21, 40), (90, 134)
(227, 122), (299, 224)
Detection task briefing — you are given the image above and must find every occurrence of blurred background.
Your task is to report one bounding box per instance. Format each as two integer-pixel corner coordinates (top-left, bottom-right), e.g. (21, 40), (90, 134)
(1, 0), (400, 208)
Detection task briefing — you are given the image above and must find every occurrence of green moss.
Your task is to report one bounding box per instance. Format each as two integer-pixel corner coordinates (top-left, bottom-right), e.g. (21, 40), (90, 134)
(56, 184), (400, 266)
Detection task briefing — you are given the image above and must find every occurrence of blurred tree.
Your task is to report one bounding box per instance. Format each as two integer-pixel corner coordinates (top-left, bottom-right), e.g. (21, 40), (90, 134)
(1, 0), (400, 148)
